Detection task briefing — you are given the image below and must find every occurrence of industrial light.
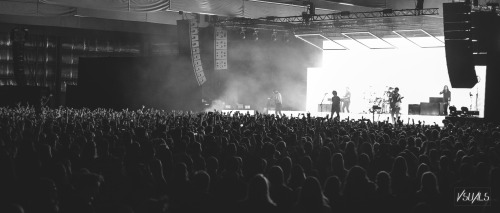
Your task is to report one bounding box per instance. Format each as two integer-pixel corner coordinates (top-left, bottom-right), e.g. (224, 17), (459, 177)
(272, 30), (278, 41)
(240, 28), (246, 39)
(253, 29), (259, 41)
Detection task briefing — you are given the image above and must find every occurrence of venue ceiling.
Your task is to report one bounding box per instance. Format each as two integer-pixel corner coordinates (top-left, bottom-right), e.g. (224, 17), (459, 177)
(0, 0), (497, 37)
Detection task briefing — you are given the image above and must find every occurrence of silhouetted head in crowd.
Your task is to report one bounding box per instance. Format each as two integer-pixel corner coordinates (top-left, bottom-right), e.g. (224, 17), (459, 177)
(331, 153), (346, 172)
(297, 176), (328, 211)
(289, 164), (306, 189)
(391, 156), (408, 177)
(268, 166), (285, 186)
(359, 153), (370, 171)
(246, 174), (275, 205)
(300, 156), (313, 172)
(192, 170), (210, 193)
(419, 171), (439, 195)
(34, 178), (59, 213)
(280, 157), (292, 182)
(376, 171), (391, 195)
(360, 142), (374, 159)
(225, 156), (240, 173)
(206, 156), (219, 174)
(343, 166), (373, 198)
(439, 155), (450, 171)
(416, 163), (430, 188)
(323, 175), (341, 199)
(173, 163), (188, 182)
(1, 203), (24, 213)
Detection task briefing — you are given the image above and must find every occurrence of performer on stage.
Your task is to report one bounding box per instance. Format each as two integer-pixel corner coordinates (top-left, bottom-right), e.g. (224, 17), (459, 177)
(341, 87), (351, 113)
(389, 87), (403, 124)
(440, 85), (451, 115)
(273, 90), (283, 116)
(331, 90), (341, 120)
(36, 93), (52, 115)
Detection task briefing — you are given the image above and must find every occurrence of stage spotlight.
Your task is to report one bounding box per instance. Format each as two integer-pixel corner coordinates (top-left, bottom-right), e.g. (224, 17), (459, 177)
(253, 29), (259, 41)
(340, 11), (350, 17)
(449, 106), (458, 116)
(461, 107), (469, 115)
(284, 31), (290, 42)
(382, 9), (393, 14)
(271, 30), (278, 41)
(240, 28), (246, 39)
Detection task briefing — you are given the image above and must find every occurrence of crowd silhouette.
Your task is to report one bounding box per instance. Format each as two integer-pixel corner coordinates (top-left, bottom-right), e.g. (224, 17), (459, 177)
(0, 106), (499, 213)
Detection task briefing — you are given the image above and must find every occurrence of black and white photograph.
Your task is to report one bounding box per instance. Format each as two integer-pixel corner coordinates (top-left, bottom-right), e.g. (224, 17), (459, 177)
(0, 0), (499, 212)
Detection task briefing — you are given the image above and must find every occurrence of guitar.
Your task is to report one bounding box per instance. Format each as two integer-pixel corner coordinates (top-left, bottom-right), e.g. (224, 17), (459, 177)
(389, 95), (404, 109)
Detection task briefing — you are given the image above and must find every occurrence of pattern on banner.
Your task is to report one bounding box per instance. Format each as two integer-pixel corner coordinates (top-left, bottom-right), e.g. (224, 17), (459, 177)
(215, 27), (228, 70)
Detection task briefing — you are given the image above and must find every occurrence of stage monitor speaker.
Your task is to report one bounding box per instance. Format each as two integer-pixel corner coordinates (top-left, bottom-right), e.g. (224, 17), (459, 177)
(429, 97), (444, 103)
(408, 104), (421, 115)
(444, 40), (477, 88)
(420, 102), (440, 116)
(318, 104), (332, 112)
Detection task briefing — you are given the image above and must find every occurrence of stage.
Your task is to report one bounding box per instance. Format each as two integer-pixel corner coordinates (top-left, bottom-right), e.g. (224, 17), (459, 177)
(302, 38), (486, 126)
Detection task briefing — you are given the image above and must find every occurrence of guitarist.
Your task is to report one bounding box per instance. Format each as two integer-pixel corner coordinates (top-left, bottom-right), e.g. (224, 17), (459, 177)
(389, 87), (403, 124)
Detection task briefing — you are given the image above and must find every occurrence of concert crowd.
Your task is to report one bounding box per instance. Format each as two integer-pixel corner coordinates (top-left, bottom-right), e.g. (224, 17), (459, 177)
(0, 106), (499, 213)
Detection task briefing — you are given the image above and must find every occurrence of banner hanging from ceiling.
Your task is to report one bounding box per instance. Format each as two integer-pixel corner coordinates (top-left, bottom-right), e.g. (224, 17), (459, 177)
(40, 0), (171, 12)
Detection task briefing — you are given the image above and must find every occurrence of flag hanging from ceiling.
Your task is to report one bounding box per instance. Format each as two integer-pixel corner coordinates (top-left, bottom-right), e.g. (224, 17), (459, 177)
(214, 27), (228, 70)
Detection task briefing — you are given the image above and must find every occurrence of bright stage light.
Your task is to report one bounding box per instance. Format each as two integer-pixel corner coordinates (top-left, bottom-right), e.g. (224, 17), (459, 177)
(307, 37), (486, 118)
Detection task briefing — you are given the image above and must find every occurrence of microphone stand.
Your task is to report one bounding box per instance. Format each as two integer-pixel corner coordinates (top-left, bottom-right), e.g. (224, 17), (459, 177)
(475, 87), (479, 111)
(469, 92), (473, 111)
(475, 76), (480, 111)
(320, 93), (328, 117)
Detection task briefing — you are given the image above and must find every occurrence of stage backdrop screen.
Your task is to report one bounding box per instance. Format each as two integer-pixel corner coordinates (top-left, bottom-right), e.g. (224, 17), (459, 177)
(306, 38), (485, 118)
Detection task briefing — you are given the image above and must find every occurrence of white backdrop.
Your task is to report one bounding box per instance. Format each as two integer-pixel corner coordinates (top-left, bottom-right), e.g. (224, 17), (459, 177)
(306, 38), (486, 117)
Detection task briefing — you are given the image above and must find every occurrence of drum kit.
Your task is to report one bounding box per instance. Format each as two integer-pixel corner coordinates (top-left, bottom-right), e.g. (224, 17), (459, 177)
(368, 86), (394, 114)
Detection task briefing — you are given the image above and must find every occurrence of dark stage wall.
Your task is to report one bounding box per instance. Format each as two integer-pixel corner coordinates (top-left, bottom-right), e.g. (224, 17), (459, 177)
(67, 56), (201, 110)
(0, 86), (50, 107)
(485, 16), (500, 122)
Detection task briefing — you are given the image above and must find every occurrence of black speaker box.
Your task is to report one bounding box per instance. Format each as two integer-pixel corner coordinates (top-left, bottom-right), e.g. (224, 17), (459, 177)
(420, 102), (440, 116)
(429, 97), (444, 103)
(318, 104), (332, 112)
(444, 40), (478, 88)
(408, 104), (421, 115)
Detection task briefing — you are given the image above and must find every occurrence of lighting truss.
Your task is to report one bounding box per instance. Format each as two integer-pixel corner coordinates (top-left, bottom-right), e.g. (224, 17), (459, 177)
(215, 8), (439, 27)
